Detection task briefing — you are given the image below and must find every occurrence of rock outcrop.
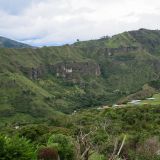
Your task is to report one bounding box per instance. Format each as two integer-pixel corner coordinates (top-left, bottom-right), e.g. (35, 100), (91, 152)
(22, 61), (101, 81)
(50, 61), (101, 78)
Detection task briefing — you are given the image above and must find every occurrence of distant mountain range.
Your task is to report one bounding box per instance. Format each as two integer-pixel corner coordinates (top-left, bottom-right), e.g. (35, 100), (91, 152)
(0, 36), (32, 48)
(1, 28), (160, 126)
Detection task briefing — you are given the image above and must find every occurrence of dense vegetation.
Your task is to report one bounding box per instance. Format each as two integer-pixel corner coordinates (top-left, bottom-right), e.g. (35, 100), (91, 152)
(1, 28), (160, 159)
(1, 29), (160, 124)
(1, 105), (160, 159)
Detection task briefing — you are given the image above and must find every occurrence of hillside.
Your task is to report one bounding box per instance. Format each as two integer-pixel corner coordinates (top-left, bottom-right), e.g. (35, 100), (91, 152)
(0, 36), (32, 48)
(1, 28), (160, 125)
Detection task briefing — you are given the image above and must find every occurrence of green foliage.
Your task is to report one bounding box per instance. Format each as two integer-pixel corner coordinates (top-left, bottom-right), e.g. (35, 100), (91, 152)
(47, 134), (75, 160)
(18, 125), (51, 143)
(1, 29), (160, 159)
(1, 29), (160, 122)
(1, 104), (160, 159)
(89, 153), (105, 160)
(149, 79), (160, 90)
(71, 105), (160, 159)
(0, 134), (36, 160)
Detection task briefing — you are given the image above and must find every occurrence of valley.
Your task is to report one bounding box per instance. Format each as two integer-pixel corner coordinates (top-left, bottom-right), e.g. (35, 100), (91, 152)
(1, 28), (160, 159)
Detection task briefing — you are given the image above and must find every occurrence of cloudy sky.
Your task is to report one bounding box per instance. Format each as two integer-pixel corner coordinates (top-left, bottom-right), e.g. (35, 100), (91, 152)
(0, 0), (160, 46)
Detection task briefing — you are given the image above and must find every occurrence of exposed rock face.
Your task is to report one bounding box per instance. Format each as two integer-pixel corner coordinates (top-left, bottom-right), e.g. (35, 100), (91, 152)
(21, 65), (46, 80)
(19, 64), (47, 80)
(22, 61), (101, 80)
(50, 61), (101, 79)
(30, 67), (44, 79)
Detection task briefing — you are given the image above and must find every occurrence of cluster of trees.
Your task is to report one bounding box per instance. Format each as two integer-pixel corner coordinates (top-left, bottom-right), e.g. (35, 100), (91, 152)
(0, 133), (75, 160)
(0, 131), (125, 160)
(1, 105), (160, 160)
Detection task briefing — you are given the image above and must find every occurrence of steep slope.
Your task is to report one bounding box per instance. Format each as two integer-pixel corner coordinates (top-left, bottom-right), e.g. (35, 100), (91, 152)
(74, 29), (160, 92)
(129, 28), (160, 55)
(1, 29), (160, 125)
(0, 36), (32, 48)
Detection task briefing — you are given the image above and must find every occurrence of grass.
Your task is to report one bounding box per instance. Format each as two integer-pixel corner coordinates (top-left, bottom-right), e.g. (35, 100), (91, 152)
(89, 153), (105, 160)
(11, 73), (52, 98)
(139, 93), (160, 105)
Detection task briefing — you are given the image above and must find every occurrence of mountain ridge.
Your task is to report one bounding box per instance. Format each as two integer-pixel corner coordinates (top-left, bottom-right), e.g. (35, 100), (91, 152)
(0, 36), (32, 48)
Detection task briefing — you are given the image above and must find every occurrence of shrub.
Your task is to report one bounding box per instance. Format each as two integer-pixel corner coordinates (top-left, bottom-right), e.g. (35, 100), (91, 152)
(0, 134), (36, 160)
(47, 134), (75, 160)
(37, 146), (59, 160)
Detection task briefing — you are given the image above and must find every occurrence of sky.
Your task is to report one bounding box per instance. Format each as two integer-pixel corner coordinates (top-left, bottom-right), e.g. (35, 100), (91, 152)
(0, 0), (160, 46)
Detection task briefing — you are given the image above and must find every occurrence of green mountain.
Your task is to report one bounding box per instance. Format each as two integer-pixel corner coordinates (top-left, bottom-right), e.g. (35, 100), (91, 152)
(0, 36), (32, 48)
(1, 28), (160, 125)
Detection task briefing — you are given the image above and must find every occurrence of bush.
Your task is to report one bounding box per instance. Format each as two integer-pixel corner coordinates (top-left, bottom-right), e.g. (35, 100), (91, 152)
(18, 124), (50, 143)
(37, 146), (59, 160)
(47, 134), (75, 160)
(0, 134), (36, 160)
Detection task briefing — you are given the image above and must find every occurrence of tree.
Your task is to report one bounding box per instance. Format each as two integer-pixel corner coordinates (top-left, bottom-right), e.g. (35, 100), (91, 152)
(47, 134), (75, 160)
(75, 128), (96, 160)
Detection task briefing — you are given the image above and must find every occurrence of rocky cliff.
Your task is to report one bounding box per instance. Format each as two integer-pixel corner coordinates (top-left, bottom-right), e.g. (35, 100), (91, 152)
(22, 61), (101, 82)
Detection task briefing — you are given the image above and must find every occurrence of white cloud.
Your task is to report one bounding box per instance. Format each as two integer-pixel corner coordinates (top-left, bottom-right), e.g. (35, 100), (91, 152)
(0, 0), (160, 46)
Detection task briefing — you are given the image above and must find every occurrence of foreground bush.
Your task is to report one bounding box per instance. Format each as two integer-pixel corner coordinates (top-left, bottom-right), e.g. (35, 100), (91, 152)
(37, 146), (59, 160)
(47, 134), (75, 160)
(0, 134), (36, 160)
